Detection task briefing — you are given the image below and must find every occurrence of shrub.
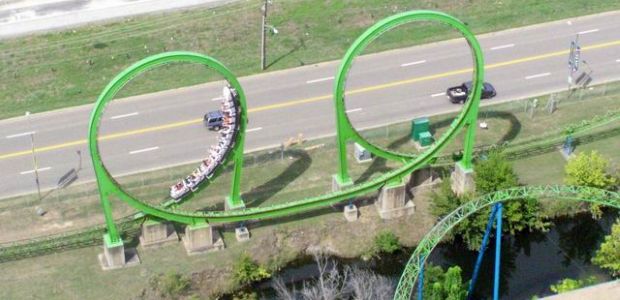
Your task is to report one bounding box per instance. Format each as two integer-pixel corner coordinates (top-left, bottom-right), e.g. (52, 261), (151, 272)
(232, 254), (271, 286)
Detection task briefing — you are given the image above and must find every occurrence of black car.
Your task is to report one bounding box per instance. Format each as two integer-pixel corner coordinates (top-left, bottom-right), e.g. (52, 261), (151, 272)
(446, 81), (496, 104)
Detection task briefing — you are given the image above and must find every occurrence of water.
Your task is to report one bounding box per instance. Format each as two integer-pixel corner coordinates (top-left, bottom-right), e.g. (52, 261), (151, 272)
(254, 211), (617, 299)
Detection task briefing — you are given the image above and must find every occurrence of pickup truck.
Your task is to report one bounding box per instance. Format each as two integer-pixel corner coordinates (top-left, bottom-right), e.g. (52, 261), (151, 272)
(446, 81), (496, 104)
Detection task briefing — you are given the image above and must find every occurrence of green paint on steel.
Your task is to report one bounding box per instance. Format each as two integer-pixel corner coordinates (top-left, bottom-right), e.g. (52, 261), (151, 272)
(333, 10), (484, 182)
(87, 11), (484, 232)
(393, 185), (620, 300)
(88, 52), (249, 242)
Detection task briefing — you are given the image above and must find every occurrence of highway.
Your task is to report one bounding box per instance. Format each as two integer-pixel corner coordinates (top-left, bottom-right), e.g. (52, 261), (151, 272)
(0, 11), (619, 199)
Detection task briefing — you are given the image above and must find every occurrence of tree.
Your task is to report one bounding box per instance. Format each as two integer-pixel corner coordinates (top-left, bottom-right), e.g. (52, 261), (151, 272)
(271, 253), (394, 300)
(565, 151), (616, 189)
(422, 264), (468, 300)
(592, 218), (620, 276)
(549, 276), (597, 294)
(232, 254), (271, 286)
(564, 151), (617, 218)
(430, 151), (548, 250)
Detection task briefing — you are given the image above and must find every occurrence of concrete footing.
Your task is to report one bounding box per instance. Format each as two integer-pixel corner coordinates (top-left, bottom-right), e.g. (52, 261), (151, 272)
(98, 234), (140, 270)
(139, 220), (178, 248)
(376, 178), (415, 219)
(235, 226), (251, 242)
(332, 174), (353, 192)
(225, 196), (246, 211)
(451, 162), (475, 196)
(343, 204), (359, 222)
(182, 223), (225, 255)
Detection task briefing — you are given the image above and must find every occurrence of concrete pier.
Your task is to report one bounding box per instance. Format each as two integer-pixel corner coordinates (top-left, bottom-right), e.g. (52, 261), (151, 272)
(182, 223), (224, 255)
(332, 174), (353, 192)
(98, 234), (140, 270)
(343, 204), (359, 222)
(451, 162), (475, 196)
(235, 226), (251, 242)
(139, 220), (178, 248)
(376, 178), (415, 219)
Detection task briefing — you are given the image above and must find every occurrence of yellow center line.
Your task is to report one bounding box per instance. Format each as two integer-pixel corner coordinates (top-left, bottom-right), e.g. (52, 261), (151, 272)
(1, 39), (619, 161)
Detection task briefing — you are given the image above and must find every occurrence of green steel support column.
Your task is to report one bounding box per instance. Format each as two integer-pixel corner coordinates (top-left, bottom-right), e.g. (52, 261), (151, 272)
(334, 85), (352, 183)
(227, 145), (246, 209)
(100, 191), (121, 244)
(461, 113), (479, 170)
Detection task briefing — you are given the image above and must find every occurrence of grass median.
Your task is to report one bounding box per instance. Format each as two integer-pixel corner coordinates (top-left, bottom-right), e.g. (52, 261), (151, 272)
(2, 0), (620, 119)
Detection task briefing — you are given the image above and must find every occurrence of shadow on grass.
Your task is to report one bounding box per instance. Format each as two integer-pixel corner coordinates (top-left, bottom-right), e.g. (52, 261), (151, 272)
(242, 149), (312, 207)
(354, 111), (521, 184)
(430, 110), (522, 144)
(266, 37), (306, 70)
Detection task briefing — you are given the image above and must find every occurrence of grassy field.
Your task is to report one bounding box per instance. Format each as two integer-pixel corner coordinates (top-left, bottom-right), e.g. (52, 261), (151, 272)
(1, 0), (620, 119)
(1, 81), (618, 244)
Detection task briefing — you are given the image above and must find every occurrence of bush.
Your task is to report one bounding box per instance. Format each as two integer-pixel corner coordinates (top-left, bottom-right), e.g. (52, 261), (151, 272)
(592, 218), (620, 276)
(550, 276), (597, 294)
(232, 254), (271, 286)
(565, 151), (616, 189)
(374, 231), (401, 254)
(364, 231), (401, 259)
(423, 264), (468, 300)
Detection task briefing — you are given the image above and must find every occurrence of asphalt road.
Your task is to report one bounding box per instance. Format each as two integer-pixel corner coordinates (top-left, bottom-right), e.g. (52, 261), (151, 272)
(0, 0), (235, 38)
(1, 11), (620, 199)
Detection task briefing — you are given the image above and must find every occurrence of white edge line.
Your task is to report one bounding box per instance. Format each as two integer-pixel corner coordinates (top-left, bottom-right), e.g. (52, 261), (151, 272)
(306, 76), (334, 84)
(211, 96), (224, 101)
(525, 72), (551, 80)
(6, 131), (35, 139)
(110, 112), (139, 120)
(129, 146), (159, 155)
(246, 127), (263, 133)
(20, 167), (51, 175)
(578, 28), (599, 35)
(346, 108), (363, 113)
(490, 43), (515, 50)
(431, 92), (446, 97)
(400, 60), (426, 67)
(616, 59), (620, 63)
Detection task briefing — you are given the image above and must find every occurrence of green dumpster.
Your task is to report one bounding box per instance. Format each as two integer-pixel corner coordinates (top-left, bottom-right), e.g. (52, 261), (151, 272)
(419, 131), (433, 147)
(411, 117), (430, 141)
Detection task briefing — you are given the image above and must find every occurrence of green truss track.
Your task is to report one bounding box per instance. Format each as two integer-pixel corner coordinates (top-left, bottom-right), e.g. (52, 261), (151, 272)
(393, 185), (620, 299)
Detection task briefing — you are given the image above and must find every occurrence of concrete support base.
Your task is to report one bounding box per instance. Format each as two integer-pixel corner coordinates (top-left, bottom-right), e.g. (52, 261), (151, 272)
(410, 166), (441, 195)
(225, 196), (246, 210)
(451, 162), (475, 196)
(343, 204), (359, 222)
(235, 226), (251, 242)
(332, 174), (353, 192)
(182, 223), (225, 255)
(139, 220), (178, 248)
(98, 234), (140, 271)
(376, 179), (415, 219)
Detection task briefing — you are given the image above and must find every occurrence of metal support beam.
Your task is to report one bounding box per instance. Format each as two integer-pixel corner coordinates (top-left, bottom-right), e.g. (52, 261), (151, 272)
(467, 204), (500, 299)
(493, 203), (503, 300)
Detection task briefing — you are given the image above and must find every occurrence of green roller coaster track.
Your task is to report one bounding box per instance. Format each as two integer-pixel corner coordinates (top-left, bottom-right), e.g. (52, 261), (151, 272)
(88, 10), (484, 243)
(393, 185), (620, 299)
(332, 10), (483, 184)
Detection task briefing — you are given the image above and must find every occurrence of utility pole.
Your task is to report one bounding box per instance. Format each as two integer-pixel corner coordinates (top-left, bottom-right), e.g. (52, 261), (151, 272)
(26, 111), (42, 201)
(260, 0), (269, 70)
